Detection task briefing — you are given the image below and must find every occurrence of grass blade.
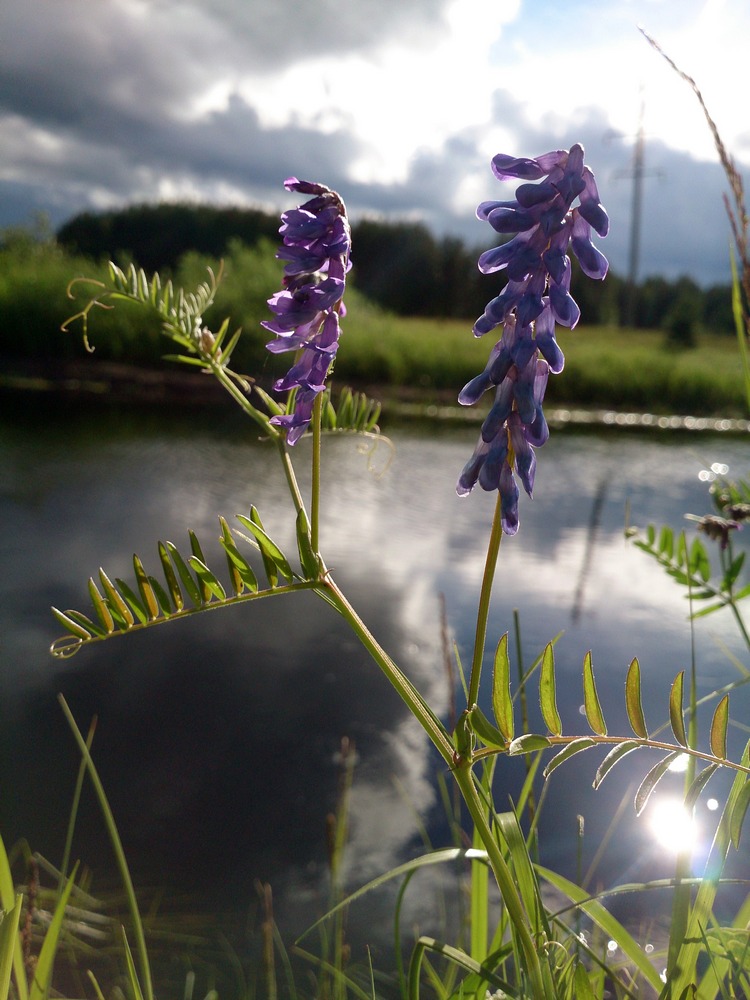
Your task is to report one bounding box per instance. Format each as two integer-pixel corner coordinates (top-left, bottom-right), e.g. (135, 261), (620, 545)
(57, 695), (154, 1000)
(0, 894), (22, 1000)
(28, 864), (80, 1000)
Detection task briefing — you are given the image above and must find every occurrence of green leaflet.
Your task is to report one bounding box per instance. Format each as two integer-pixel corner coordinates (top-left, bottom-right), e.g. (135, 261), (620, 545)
(295, 509), (320, 579)
(133, 553), (160, 620)
(492, 632), (514, 743)
(189, 530), (213, 603)
(187, 557), (227, 601)
(99, 568), (135, 626)
(87, 578), (115, 633)
(51, 606), (97, 640)
(689, 536), (711, 581)
(508, 734), (552, 756)
(543, 738), (596, 779)
(219, 516), (246, 596)
(669, 670), (687, 747)
(625, 657), (648, 738)
(710, 694), (729, 760)
(685, 764), (720, 813)
(539, 641), (562, 736)
(236, 508), (294, 585)
(157, 541), (185, 610)
(582, 650), (607, 736)
(593, 740), (641, 789)
(165, 541), (203, 606)
(468, 704), (507, 750)
(219, 529), (259, 594)
(634, 751), (683, 816)
(729, 778), (750, 848)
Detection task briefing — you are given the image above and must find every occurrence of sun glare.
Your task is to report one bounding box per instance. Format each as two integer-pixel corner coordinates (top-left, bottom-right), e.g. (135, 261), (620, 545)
(646, 798), (699, 853)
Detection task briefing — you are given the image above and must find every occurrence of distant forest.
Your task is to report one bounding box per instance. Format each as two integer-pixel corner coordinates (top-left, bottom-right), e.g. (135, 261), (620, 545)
(57, 202), (736, 339)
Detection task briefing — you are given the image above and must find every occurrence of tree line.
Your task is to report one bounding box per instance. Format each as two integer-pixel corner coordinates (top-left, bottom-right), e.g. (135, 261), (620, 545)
(54, 202), (735, 340)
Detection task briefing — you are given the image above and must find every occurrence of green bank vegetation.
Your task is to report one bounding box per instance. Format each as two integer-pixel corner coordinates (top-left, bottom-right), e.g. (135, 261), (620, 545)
(0, 229), (746, 417)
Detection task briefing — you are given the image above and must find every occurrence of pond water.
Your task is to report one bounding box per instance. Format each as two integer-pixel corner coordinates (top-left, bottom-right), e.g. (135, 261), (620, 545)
(1, 404), (749, 978)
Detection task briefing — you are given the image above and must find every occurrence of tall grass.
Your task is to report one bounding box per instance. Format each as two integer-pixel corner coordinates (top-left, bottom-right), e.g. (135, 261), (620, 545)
(1, 234), (746, 418)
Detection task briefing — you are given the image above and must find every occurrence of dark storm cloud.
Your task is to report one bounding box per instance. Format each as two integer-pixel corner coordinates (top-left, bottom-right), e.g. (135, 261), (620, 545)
(1, 0), (748, 286)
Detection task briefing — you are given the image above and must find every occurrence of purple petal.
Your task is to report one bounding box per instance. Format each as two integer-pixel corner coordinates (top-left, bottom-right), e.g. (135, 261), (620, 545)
(491, 154), (546, 181)
(570, 212), (609, 280)
(456, 437), (491, 496)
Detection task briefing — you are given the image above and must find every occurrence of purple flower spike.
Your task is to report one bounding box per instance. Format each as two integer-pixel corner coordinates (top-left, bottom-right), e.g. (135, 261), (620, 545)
(457, 145), (609, 533)
(264, 179), (351, 443)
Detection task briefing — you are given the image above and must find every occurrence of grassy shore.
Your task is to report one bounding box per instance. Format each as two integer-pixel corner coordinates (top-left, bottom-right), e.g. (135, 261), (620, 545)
(335, 311), (748, 418)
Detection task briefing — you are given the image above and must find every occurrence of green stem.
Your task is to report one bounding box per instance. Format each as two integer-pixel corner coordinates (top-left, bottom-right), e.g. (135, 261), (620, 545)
(210, 363), (274, 433)
(311, 392), (323, 554)
(319, 576), (549, 997)
(467, 493), (504, 708)
(722, 540), (750, 652)
(320, 577), (453, 765)
(274, 436), (307, 522)
(452, 763), (548, 997)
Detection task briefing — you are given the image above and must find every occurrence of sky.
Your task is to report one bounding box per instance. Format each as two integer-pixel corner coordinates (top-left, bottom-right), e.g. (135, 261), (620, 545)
(2, 0), (749, 286)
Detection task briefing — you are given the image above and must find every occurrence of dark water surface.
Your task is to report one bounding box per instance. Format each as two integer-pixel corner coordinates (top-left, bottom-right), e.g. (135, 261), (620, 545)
(1, 405), (749, 977)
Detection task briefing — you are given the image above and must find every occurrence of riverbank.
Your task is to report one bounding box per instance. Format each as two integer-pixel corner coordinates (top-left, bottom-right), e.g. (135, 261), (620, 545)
(3, 357), (749, 435)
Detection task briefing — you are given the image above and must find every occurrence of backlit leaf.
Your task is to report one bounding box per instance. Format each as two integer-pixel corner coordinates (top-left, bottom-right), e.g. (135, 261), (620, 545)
(684, 764), (720, 813)
(710, 694), (729, 760)
(635, 751), (683, 815)
(237, 509), (294, 585)
(165, 541), (202, 606)
(115, 579), (148, 624)
(658, 525), (674, 558)
(99, 568), (135, 626)
(625, 657), (648, 738)
(492, 633), (514, 743)
(219, 517), (245, 596)
(189, 531), (213, 602)
(689, 537), (711, 581)
(295, 509), (319, 579)
(593, 741), (640, 789)
(158, 541), (184, 610)
(133, 554), (160, 620)
(187, 557), (226, 601)
(582, 651), (607, 735)
(468, 704), (507, 750)
(543, 738), (596, 779)
(669, 671), (687, 747)
(508, 734), (552, 756)
(219, 537), (259, 593)
(729, 778), (750, 849)
(147, 575), (173, 615)
(88, 578), (114, 633)
(52, 607), (96, 640)
(539, 642), (562, 735)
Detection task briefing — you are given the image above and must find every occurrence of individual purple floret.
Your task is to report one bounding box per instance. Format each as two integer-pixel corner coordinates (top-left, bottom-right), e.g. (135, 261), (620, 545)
(263, 178), (351, 444)
(457, 145), (609, 534)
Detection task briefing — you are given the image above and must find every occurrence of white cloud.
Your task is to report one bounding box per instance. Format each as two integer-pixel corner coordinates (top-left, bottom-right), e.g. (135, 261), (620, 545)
(1, 0), (749, 283)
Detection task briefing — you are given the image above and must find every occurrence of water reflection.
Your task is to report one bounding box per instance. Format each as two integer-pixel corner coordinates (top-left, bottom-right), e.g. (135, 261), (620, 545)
(1, 409), (749, 954)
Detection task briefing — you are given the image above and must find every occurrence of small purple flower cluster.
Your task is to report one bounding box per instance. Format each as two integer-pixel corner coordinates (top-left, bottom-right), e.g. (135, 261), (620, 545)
(263, 178), (351, 445)
(457, 145), (609, 533)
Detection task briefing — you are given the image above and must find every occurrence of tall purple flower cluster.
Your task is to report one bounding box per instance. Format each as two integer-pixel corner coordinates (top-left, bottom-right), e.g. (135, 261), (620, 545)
(263, 178), (351, 445)
(457, 145), (609, 534)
